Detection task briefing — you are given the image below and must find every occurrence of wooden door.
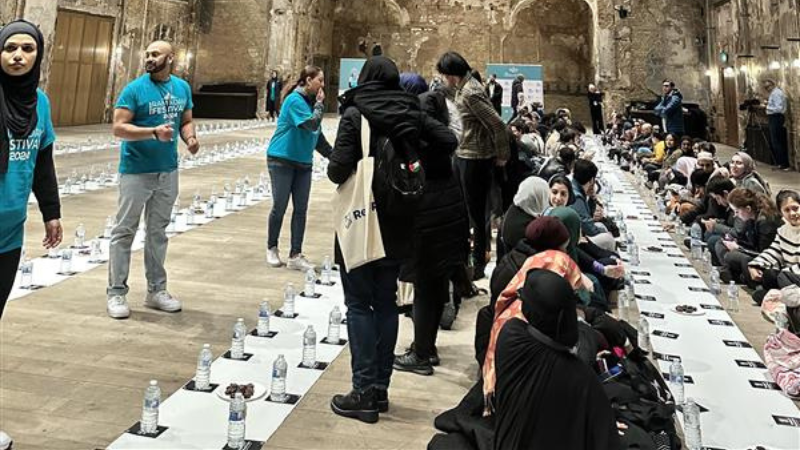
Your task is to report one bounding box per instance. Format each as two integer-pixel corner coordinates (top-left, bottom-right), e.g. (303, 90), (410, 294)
(49, 10), (114, 126)
(720, 68), (739, 146)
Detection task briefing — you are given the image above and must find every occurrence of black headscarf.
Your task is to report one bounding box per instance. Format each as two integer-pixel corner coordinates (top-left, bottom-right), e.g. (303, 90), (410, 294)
(0, 20), (44, 174)
(494, 269), (620, 450)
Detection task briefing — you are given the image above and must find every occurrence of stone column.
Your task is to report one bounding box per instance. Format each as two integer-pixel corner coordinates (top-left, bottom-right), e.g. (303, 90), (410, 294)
(21, 0), (57, 91)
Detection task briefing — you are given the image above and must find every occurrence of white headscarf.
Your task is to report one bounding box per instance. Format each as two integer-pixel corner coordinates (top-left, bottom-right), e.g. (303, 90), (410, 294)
(513, 177), (551, 217)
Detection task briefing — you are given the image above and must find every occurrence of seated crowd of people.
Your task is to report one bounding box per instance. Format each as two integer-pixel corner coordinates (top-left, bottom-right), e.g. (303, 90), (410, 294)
(422, 94), (799, 449)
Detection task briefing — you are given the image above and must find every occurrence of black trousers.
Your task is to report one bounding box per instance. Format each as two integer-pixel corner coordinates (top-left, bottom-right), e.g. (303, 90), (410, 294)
(768, 114), (790, 168)
(455, 157), (494, 270)
(0, 248), (22, 319)
(590, 110), (604, 135)
(412, 275), (450, 359)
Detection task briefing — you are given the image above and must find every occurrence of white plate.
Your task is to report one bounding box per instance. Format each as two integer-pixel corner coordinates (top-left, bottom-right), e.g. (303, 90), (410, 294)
(671, 305), (706, 316)
(216, 381), (267, 402)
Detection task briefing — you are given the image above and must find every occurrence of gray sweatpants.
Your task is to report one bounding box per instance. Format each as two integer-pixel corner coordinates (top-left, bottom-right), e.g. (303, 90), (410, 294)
(108, 171), (179, 296)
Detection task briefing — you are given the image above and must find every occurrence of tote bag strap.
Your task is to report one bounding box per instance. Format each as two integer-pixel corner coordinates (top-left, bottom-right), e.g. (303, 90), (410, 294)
(360, 115), (371, 160)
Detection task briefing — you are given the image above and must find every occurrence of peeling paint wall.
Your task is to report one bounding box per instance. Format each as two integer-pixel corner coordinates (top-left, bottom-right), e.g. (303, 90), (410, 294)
(709, 0), (799, 168)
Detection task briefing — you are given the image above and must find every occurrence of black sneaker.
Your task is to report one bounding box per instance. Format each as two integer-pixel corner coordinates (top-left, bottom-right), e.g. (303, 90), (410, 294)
(406, 343), (440, 367)
(330, 389), (379, 423)
(393, 351), (434, 376)
(429, 353), (441, 367)
(374, 388), (389, 413)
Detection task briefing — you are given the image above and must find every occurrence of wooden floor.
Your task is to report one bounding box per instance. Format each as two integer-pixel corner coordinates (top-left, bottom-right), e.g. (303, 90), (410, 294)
(0, 122), (797, 449)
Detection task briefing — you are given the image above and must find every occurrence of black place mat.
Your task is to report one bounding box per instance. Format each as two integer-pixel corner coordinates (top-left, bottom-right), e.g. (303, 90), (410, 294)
(689, 286), (711, 293)
(653, 330), (679, 339)
(662, 373), (695, 384)
(679, 273), (700, 279)
(316, 280), (336, 286)
(634, 279), (652, 285)
(70, 245), (89, 250)
(635, 294), (657, 301)
(183, 380), (219, 393)
(249, 329), (278, 338)
(773, 415), (800, 427)
(723, 340), (752, 348)
(125, 422), (168, 438)
(640, 311), (665, 319)
(274, 310), (298, 319)
(265, 393), (301, 405)
(708, 319), (734, 327)
(674, 262), (693, 268)
(676, 402), (708, 413)
(300, 291), (322, 299)
(736, 360), (767, 369)
(321, 337), (347, 346)
(653, 352), (681, 363)
(222, 441), (264, 450)
(19, 284), (45, 291)
(223, 351), (254, 361)
(56, 271), (78, 276)
(749, 380), (780, 391)
(700, 304), (724, 311)
(297, 361), (329, 370)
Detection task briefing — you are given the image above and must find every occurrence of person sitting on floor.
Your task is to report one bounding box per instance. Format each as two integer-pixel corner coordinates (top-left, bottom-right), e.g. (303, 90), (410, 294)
(730, 151), (771, 196)
(500, 176), (550, 254)
(748, 189), (800, 305)
(538, 144), (577, 181)
(712, 187), (782, 286)
(494, 269), (621, 450)
(570, 159), (616, 251)
(698, 176), (736, 259)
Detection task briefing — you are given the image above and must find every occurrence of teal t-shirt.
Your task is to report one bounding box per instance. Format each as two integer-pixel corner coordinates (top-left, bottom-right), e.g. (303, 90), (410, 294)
(266, 90), (320, 164)
(116, 74), (193, 174)
(0, 89), (56, 253)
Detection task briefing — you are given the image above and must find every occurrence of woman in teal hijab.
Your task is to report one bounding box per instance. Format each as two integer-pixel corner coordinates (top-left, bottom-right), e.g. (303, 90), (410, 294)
(546, 206), (608, 308)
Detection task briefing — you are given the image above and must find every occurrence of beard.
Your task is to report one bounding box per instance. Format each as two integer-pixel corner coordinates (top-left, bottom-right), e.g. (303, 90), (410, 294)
(146, 59), (168, 74)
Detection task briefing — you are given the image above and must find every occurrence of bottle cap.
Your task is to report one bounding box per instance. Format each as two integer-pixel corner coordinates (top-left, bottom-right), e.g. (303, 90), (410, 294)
(150, 380), (158, 386)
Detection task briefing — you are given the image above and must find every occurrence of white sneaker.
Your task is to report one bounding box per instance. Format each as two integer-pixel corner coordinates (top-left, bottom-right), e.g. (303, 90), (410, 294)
(0, 430), (12, 450)
(267, 247), (284, 267)
(145, 290), (182, 312)
(107, 295), (130, 319)
(287, 254), (315, 272)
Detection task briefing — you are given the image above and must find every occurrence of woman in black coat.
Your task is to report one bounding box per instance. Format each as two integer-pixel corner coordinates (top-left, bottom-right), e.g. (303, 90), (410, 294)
(327, 57), (459, 423)
(394, 73), (469, 376)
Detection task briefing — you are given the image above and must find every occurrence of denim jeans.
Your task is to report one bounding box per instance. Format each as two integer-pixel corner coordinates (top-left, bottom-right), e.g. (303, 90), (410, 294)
(108, 171), (179, 296)
(341, 258), (401, 391)
(267, 161), (312, 256)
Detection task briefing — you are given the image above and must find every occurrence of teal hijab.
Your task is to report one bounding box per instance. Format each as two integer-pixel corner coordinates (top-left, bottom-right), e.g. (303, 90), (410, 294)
(546, 207), (580, 262)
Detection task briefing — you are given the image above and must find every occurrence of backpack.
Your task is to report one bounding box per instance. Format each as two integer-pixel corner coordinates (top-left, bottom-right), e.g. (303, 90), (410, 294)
(372, 133), (426, 216)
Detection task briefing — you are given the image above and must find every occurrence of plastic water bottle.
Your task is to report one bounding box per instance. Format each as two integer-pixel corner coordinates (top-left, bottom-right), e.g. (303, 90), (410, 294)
(20, 259), (33, 288)
(629, 242), (640, 266)
(75, 223), (86, 248)
(775, 313), (790, 332)
(104, 215), (115, 238)
(618, 289), (630, 322)
(690, 224), (702, 260)
(186, 207), (195, 226)
(257, 301), (271, 337)
(683, 398), (703, 450)
(270, 354), (288, 402)
(678, 222), (686, 237)
(225, 194), (234, 211)
(669, 359), (685, 405)
(302, 325), (317, 368)
(231, 318), (247, 359)
(227, 392), (246, 449)
(195, 344), (213, 390)
(327, 306), (342, 344)
(283, 283), (296, 316)
(701, 248), (712, 272)
(206, 196), (216, 219)
(321, 255), (333, 285)
(624, 272), (635, 305)
(626, 230), (635, 247)
(59, 249), (73, 274)
(727, 281), (739, 313)
(140, 380), (161, 434)
(304, 269), (316, 297)
(709, 268), (721, 296)
(638, 316), (651, 352)
(192, 190), (201, 210)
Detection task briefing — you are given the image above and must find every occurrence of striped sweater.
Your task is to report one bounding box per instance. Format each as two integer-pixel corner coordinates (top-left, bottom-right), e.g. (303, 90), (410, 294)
(749, 223), (800, 276)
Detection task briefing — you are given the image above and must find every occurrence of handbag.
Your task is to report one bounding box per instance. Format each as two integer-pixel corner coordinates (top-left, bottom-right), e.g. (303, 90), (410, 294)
(331, 116), (386, 272)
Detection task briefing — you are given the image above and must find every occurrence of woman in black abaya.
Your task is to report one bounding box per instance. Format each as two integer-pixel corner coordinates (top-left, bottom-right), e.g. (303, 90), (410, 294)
(494, 269), (620, 450)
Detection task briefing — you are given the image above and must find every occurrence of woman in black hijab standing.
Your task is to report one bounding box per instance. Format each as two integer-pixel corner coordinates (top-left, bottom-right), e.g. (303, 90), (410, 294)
(327, 55), (458, 423)
(494, 269), (620, 450)
(0, 20), (62, 320)
(0, 19), (62, 448)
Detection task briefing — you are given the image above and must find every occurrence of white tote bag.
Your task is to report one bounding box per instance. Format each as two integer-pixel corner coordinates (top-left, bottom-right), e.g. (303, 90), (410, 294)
(332, 116), (386, 272)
